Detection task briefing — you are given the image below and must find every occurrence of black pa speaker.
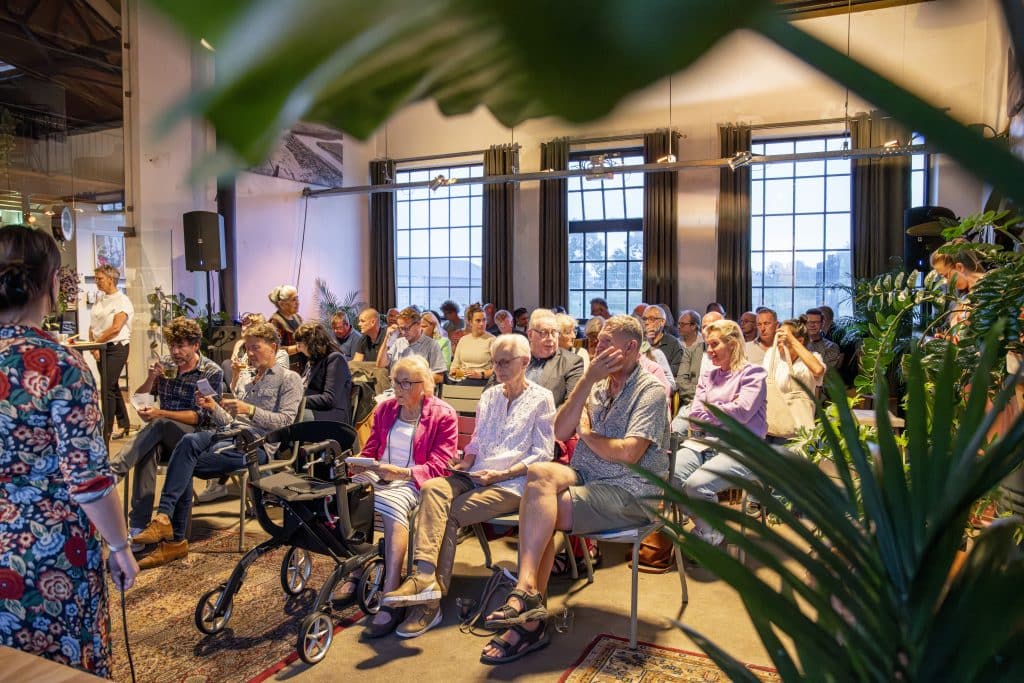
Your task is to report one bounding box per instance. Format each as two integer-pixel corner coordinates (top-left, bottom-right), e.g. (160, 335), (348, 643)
(903, 205), (956, 273)
(183, 211), (226, 272)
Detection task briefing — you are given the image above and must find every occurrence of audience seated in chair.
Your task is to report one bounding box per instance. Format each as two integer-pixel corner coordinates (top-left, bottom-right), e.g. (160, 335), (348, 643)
(451, 303), (495, 381)
(330, 310), (363, 361)
(131, 322), (303, 568)
(380, 334), (555, 638)
(346, 355), (457, 638)
(672, 319), (767, 549)
(110, 316), (223, 545)
(762, 317), (824, 443)
(295, 321), (353, 424)
(421, 311), (453, 370)
(377, 307), (447, 385)
(352, 307), (388, 363)
(479, 315), (668, 665)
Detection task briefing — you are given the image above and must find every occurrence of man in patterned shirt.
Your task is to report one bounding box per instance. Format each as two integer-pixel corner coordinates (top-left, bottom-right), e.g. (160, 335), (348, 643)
(479, 315), (667, 664)
(109, 317), (223, 545)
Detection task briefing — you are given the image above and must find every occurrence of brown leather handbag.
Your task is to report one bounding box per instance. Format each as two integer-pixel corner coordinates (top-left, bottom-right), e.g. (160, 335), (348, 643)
(632, 529), (676, 573)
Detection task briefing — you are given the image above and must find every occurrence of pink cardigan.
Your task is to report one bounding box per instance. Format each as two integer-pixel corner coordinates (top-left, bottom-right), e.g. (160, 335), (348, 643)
(362, 393), (457, 488)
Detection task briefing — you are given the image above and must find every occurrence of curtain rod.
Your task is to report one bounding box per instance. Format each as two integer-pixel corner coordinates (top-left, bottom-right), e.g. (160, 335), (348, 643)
(306, 144), (926, 198)
(750, 116), (851, 131)
(378, 144), (521, 166)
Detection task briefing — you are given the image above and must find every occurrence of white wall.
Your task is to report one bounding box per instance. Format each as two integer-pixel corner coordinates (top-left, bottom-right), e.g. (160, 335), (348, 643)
(234, 145), (371, 323)
(369, 0), (1009, 313)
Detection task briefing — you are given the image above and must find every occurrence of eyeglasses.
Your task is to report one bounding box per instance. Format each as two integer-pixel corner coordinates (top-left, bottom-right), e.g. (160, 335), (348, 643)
(529, 328), (559, 338)
(393, 379), (423, 390)
(641, 316), (664, 322)
(678, 320), (696, 326)
(493, 357), (525, 369)
(398, 324), (416, 333)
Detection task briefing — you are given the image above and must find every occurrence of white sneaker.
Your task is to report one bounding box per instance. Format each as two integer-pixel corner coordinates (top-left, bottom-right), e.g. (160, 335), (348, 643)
(196, 482), (230, 503)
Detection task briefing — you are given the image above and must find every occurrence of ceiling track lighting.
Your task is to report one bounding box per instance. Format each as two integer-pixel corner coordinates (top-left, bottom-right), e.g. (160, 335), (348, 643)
(307, 143), (928, 198)
(727, 150), (753, 170)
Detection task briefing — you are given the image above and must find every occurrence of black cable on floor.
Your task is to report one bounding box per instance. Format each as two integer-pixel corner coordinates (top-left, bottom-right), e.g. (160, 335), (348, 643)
(119, 574), (136, 683)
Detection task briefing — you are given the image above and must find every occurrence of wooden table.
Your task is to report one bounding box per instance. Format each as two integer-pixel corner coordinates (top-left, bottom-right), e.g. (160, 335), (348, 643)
(1, 646), (102, 682)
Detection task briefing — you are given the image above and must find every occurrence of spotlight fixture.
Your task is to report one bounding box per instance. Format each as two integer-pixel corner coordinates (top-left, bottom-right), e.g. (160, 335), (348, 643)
(583, 154), (616, 181)
(199, 38), (216, 52)
(428, 174), (454, 191)
(656, 154), (677, 164)
(727, 151), (753, 171)
(883, 139), (900, 148)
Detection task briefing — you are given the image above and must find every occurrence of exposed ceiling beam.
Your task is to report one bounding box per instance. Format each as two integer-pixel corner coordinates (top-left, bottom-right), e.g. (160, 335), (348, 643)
(776, 0), (933, 20)
(79, 0), (120, 34)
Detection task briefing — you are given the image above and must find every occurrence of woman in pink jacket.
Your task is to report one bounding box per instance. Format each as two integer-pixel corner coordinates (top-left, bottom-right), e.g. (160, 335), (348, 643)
(352, 355), (457, 637)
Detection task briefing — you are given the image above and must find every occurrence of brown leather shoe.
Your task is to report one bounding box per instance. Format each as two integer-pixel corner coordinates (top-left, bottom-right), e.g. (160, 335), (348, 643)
(138, 539), (188, 570)
(131, 516), (173, 546)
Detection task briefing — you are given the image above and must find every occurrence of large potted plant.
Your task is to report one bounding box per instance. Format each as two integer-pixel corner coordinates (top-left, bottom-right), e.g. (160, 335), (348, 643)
(645, 329), (1024, 681)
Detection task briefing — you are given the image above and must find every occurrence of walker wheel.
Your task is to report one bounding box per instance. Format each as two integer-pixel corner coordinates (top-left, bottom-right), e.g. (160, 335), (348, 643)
(298, 611), (335, 665)
(281, 547), (313, 595)
(195, 586), (233, 635)
(357, 558), (386, 615)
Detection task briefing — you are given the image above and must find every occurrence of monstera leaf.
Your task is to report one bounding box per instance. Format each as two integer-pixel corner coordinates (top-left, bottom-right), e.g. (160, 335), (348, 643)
(145, 0), (1024, 203)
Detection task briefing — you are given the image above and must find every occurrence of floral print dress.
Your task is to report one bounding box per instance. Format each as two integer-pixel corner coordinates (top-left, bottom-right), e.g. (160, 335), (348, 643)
(0, 325), (114, 677)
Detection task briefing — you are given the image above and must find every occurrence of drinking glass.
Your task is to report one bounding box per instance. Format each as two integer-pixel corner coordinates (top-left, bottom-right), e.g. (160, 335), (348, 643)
(553, 605), (574, 633)
(161, 359), (178, 379)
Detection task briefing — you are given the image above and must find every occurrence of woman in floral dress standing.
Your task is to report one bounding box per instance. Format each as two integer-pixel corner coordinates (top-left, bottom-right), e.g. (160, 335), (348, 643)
(0, 225), (138, 677)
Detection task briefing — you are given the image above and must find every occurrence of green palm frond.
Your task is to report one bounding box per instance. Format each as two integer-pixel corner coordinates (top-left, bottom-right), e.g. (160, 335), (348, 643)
(640, 322), (1024, 681)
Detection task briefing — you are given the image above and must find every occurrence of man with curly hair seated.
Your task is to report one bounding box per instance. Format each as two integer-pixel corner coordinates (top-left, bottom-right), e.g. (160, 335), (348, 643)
(110, 317), (223, 549)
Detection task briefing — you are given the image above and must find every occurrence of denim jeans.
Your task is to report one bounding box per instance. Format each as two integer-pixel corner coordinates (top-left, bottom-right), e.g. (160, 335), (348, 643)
(672, 443), (755, 546)
(156, 430), (266, 540)
(110, 418), (193, 529)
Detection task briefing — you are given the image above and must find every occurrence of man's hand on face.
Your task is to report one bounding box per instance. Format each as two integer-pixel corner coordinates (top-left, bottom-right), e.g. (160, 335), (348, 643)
(586, 346), (625, 382)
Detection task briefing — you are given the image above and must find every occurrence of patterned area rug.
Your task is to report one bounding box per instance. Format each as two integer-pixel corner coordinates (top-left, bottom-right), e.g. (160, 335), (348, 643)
(108, 529), (363, 682)
(560, 633), (780, 683)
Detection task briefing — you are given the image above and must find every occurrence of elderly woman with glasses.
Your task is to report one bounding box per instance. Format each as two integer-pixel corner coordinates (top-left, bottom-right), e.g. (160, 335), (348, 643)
(381, 334), (554, 639)
(347, 355), (457, 638)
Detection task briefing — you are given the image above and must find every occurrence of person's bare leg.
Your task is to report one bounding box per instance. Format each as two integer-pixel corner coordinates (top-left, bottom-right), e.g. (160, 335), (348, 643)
(515, 462), (577, 593)
(372, 517), (407, 626)
(482, 466), (575, 661)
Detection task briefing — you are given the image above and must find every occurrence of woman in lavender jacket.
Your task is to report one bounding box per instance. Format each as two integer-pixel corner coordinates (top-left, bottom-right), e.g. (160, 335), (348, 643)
(671, 319), (767, 547)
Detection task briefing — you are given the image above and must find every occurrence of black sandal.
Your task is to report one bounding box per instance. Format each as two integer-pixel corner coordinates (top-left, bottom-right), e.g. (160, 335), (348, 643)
(480, 623), (550, 665)
(363, 605), (405, 639)
(483, 589), (548, 629)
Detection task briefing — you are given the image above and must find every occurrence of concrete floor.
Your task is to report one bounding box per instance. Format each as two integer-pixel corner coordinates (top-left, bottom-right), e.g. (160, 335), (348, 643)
(180, 484), (779, 683)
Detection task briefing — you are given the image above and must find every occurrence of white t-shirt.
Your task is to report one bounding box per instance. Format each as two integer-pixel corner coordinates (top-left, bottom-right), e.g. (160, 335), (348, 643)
(90, 290), (134, 345)
(744, 339), (769, 364)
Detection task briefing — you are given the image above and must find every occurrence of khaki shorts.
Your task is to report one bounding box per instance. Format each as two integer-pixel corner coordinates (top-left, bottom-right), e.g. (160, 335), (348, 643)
(568, 479), (653, 535)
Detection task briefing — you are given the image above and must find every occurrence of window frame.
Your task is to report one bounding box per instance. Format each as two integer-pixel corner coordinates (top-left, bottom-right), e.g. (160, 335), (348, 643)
(749, 133), (853, 319)
(567, 147), (645, 318)
(393, 162), (484, 311)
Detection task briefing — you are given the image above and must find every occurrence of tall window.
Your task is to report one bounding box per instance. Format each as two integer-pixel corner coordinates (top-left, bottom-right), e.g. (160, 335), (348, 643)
(750, 135), (852, 319)
(567, 150), (645, 319)
(394, 164), (483, 311)
(910, 133), (930, 207)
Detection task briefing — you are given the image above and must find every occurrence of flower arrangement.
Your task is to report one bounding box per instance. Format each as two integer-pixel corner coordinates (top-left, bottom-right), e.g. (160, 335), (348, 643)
(56, 266), (80, 313)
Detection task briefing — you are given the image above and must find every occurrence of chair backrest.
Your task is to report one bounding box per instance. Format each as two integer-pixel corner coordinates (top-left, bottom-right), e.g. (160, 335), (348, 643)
(440, 382), (486, 415)
(457, 415), (475, 452)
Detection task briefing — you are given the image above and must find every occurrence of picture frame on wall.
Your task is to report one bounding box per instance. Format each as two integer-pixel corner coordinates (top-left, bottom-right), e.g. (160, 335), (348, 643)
(93, 232), (125, 272)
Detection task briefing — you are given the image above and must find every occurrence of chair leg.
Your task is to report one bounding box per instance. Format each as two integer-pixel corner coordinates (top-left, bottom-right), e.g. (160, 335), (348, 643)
(580, 538), (595, 584)
(238, 471), (248, 552)
(406, 508), (417, 576)
(473, 524), (493, 569)
(629, 538), (640, 649)
(555, 533), (579, 580)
